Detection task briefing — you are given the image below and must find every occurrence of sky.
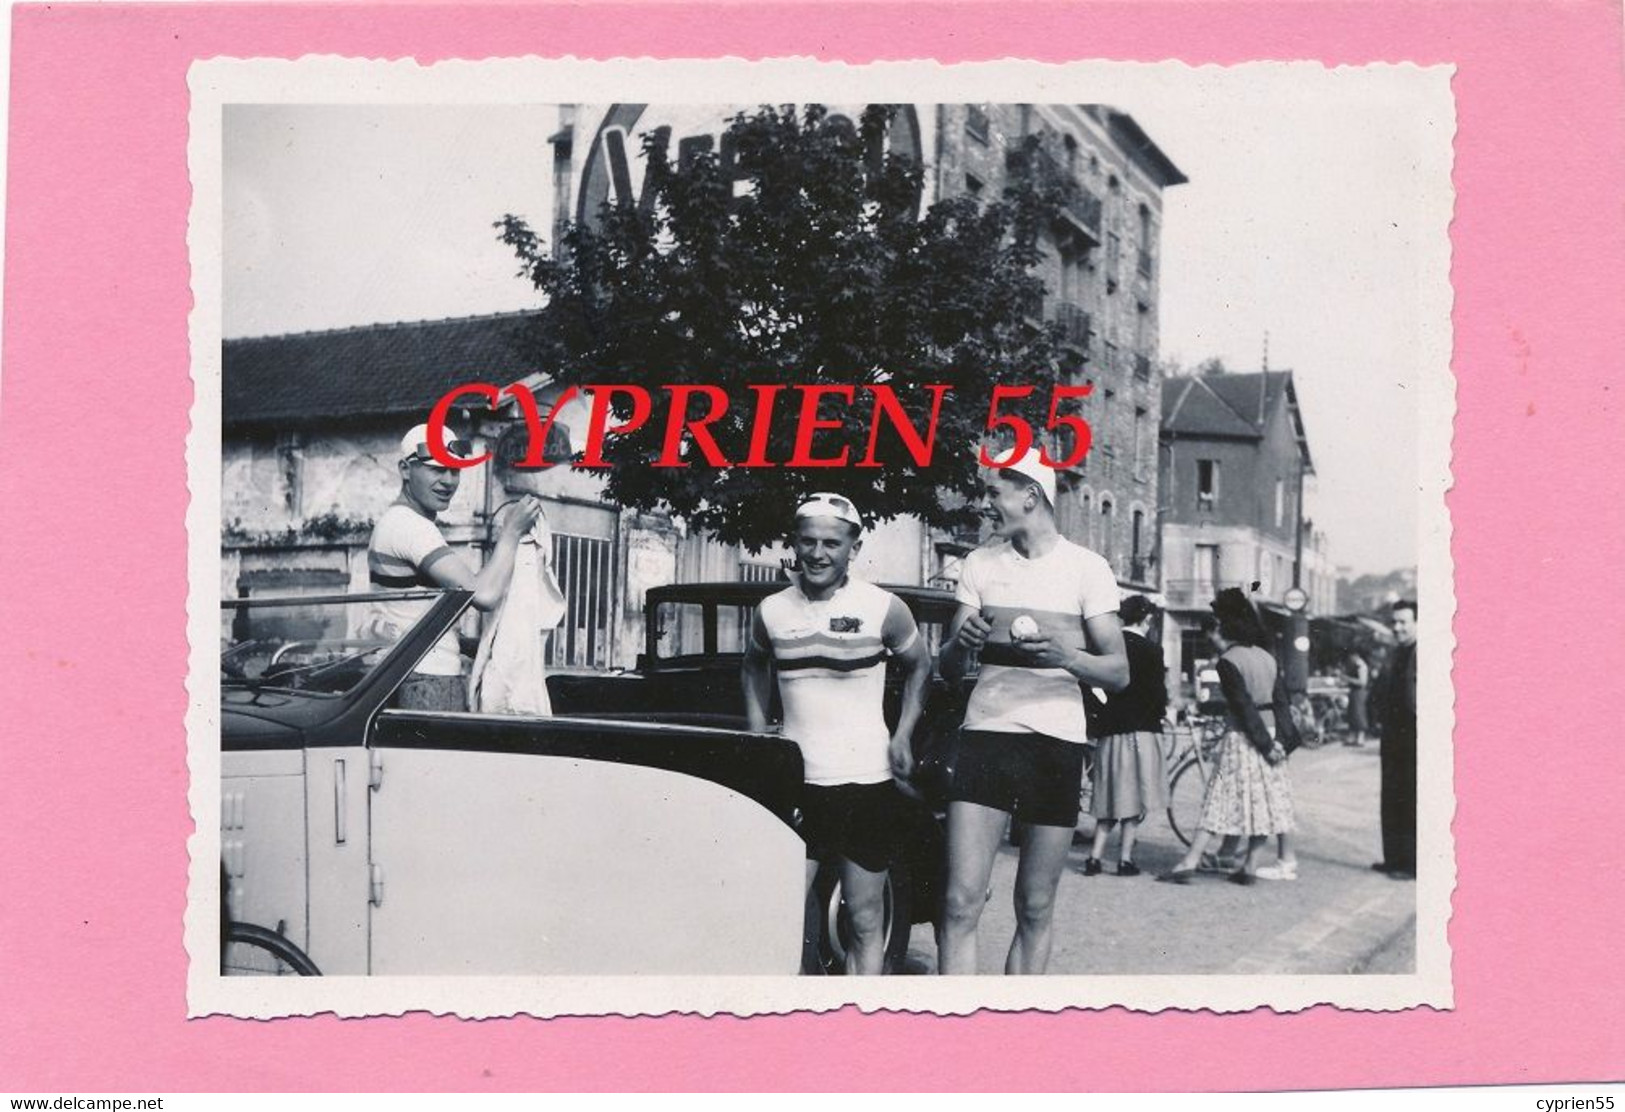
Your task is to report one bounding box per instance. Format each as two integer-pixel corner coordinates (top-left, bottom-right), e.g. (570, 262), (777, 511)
(223, 75), (1446, 576)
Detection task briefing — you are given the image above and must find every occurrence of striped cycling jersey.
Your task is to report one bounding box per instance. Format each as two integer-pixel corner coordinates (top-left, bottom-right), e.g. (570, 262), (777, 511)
(755, 577), (914, 786)
(956, 536), (1121, 743)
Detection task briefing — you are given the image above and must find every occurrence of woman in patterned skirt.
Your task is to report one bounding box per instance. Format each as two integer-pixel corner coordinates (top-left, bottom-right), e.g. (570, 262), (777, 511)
(1158, 588), (1299, 885)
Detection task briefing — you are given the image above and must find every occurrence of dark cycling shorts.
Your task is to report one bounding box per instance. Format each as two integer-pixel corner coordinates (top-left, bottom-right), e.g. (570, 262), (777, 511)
(799, 780), (910, 874)
(949, 729), (1086, 828)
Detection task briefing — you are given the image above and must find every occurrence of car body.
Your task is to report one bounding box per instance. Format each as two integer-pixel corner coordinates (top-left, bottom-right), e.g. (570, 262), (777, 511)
(548, 579), (972, 973)
(220, 589), (807, 975)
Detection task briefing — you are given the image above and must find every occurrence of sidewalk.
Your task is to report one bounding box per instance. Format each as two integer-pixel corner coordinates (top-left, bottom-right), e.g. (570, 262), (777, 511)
(903, 742), (1416, 975)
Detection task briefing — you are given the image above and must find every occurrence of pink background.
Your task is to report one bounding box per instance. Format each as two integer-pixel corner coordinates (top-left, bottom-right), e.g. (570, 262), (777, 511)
(3, 0), (1623, 1092)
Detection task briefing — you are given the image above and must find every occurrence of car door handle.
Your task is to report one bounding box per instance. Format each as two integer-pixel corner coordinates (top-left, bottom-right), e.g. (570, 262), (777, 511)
(333, 759), (350, 844)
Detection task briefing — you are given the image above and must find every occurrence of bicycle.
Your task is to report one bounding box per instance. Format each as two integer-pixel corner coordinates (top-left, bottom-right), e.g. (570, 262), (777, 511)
(1164, 716), (1226, 847)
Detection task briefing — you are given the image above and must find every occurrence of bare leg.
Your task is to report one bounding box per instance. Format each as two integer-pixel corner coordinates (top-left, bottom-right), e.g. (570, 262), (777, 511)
(1005, 823), (1074, 975)
(1089, 817), (1114, 861)
(839, 858), (890, 976)
(938, 801), (1008, 975)
(1240, 834), (1268, 874)
(1276, 832), (1297, 867)
(1118, 814), (1143, 864)
(800, 859), (823, 974)
(1174, 828), (1214, 872)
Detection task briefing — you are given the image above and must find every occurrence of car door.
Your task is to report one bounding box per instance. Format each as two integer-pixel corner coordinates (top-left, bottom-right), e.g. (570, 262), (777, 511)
(364, 711), (806, 975)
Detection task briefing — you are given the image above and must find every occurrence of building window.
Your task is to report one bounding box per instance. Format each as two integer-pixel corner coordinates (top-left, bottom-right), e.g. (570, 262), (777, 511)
(1137, 203), (1154, 278)
(1064, 134), (1078, 176)
(1106, 232), (1121, 294)
(1133, 406), (1147, 480)
(1194, 543), (1220, 592)
(965, 172), (984, 197)
(965, 105), (990, 145)
(1275, 479), (1285, 527)
(1197, 459), (1219, 509)
(1130, 508), (1146, 580)
(1099, 497), (1115, 565)
(1099, 388), (1117, 465)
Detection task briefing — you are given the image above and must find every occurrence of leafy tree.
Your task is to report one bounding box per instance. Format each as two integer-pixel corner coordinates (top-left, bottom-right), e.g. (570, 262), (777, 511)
(498, 104), (1076, 550)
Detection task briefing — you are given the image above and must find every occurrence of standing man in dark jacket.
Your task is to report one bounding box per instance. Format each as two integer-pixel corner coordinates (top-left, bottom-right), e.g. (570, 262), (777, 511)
(1373, 600), (1418, 879)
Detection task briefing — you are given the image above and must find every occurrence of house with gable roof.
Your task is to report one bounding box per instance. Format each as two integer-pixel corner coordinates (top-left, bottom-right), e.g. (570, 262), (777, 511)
(1159, 367), (1336, 697)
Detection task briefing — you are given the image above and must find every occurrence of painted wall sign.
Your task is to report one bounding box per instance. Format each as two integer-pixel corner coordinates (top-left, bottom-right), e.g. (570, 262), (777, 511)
(576, 103), (924, 228)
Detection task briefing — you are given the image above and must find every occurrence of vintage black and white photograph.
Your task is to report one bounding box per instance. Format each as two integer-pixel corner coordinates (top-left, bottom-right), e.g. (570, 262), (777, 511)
(187, 58), (1454, 1016)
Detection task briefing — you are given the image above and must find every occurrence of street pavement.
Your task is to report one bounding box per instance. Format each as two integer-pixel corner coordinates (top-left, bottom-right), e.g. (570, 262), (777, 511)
(901, 740), (1417, 975)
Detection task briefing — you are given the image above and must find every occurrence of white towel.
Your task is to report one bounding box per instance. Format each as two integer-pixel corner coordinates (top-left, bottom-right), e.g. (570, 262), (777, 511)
(469, 510), (567, 715)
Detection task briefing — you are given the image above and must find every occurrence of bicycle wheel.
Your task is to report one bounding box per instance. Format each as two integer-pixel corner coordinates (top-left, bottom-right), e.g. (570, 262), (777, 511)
(222, 922), (321, 976)
(1165, 757), (1208, 848)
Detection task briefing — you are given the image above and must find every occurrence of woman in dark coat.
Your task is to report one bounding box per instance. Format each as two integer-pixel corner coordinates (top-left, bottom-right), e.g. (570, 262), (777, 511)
(1080, 594), (1168, 878)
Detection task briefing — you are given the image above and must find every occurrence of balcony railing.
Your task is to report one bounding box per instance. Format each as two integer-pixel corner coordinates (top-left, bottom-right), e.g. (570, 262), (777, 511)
(1055, 302), (1092, 349)
(1061, 188), (1104, 243)
(1006, 145), (1103, 243)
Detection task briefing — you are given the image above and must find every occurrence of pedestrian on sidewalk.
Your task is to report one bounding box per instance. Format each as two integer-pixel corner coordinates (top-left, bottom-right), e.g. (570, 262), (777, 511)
(1371, 600), (1418, 879)
(1344, 650), (1371, 746)
(1158, 589), (1300, 886)
(1081, 594), (1168, 879)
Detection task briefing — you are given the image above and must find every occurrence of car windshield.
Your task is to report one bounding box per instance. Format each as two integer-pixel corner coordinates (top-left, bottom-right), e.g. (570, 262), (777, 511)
(651, 592), (953, 669)
(221, 592), (431, 696)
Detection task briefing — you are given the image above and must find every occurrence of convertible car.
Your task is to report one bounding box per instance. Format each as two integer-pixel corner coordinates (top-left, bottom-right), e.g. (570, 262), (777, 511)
(219, 589), (807, 976)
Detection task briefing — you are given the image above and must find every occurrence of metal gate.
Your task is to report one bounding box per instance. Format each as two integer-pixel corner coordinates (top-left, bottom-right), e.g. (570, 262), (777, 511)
(545, 532), (617, 670)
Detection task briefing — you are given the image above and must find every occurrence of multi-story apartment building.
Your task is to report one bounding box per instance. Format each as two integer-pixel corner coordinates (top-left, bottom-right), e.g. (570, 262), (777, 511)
(929, 105), (1186, 594)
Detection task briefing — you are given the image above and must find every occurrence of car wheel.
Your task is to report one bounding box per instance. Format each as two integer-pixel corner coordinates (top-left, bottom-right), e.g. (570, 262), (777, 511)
(809, 861), (913, 975)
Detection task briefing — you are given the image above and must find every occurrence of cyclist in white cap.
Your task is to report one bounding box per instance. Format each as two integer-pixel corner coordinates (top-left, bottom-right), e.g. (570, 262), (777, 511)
(937, 445), (1129, 974)
(365, 423), (542, 711)
(742, 492), (931, 974)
